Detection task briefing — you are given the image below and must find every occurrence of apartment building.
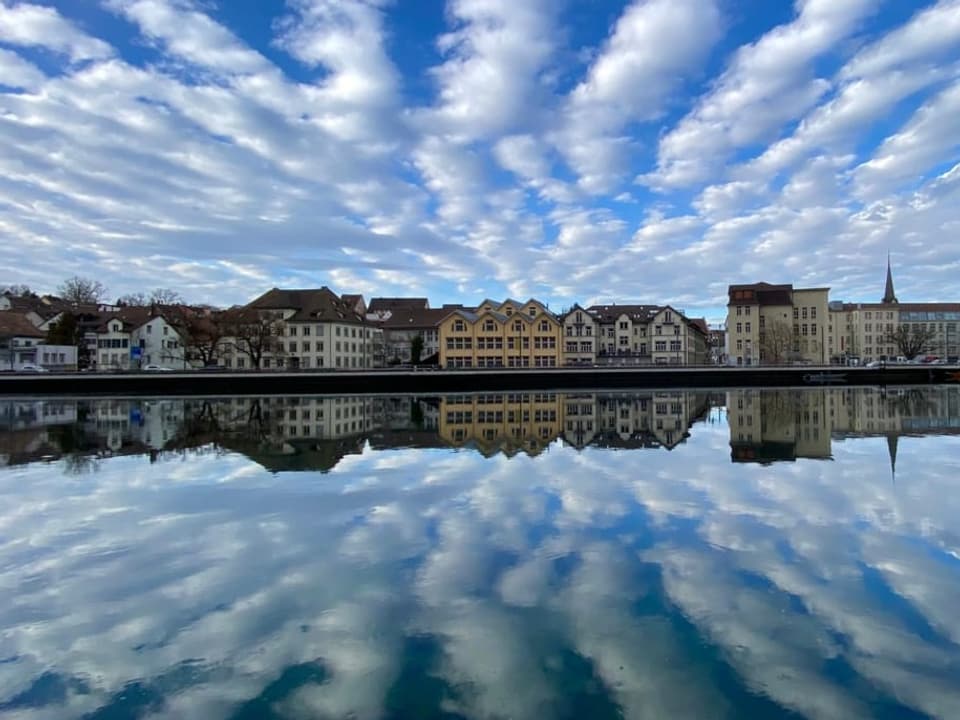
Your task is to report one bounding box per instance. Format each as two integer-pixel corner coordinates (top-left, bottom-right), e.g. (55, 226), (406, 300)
(438, 298), (562, 368)
(221, 287), (380, 370)
(828, 262), (960, 363)
(559, 304), (598, 365)
(367, 297), (451, 364)
(585, 304), (709, 366)
(726, 283), (830, 365)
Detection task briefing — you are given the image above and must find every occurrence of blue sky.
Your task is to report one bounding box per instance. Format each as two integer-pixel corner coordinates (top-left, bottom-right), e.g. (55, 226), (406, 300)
(1, 0), (959, 321)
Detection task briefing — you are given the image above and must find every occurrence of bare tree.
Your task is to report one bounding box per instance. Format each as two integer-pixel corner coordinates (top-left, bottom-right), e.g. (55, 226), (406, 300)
(759, 320), (794, 365)
(1, 284), (33, 297)
(885, 324), (937, 359)
(182, 312), (226, 367)
(115, 288), (183, 306)
(58, 276), (107, 304)
(116, 292), (148, 306)
(223, 308), (286, 370)
(150, 288), (183, 305)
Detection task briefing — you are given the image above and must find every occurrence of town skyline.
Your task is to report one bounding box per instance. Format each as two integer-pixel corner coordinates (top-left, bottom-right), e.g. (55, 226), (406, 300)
(2, 0), (959, 315)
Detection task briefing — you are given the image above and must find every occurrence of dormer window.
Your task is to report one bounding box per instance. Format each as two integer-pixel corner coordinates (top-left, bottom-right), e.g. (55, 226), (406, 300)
(453, 320), (466, 332)
(484, 320), (495, 331)
(528, 306), (536, 317)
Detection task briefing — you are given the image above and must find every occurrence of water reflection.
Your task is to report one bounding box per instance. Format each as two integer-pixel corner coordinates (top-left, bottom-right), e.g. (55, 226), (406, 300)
(1, 388), (959, 719)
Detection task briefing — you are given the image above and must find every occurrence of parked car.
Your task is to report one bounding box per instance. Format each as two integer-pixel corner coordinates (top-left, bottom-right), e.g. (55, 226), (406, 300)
(18, 364), (49, 373)
(864, 360), (882, 368)
(142, 364), (174, 372)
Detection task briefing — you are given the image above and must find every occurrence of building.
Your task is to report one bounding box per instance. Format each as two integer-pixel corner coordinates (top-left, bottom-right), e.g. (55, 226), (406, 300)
(367, 298), (449, 364)
(220, 287), (380, 370)
(0, 312), (76, 370)
(708, 327), (727, 365)
(828, 260), (960, 363)
(87, 307), (187, 371)
(559, 304), (599, 365)
(726, 283), (830, 366)
(584, 304), (710, 366)
(438, 298), (562, 369)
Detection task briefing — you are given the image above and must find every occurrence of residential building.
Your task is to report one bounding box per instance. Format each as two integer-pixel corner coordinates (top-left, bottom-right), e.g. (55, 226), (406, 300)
(726, 283), (830, 365)
(0, 313), (76, 370)
(221, 287), (380, 370)
(585, 304), (709, 366)
(87, 307), (187, 371)
(438, 298), (562, 369)
(708, 327), (727, 365)
(559, 304), (599, 365)
(367, 297), (448, 364)
(828, 260), (960, 363)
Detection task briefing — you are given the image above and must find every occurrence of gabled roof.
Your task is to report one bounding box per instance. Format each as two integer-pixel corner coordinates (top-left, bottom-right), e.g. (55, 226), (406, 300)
(367, 297), (430, 313)
(587, 304), (661, 323)
(247, 287), (367, 325)
(687, 318), (709, 335)
(0, 312), (45, 338)
(559, 303), (596, 321)
(374, 307), (450, 329)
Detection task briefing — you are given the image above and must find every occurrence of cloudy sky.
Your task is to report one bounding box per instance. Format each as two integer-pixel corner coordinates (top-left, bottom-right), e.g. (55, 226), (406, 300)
(1, 0), (959, 318)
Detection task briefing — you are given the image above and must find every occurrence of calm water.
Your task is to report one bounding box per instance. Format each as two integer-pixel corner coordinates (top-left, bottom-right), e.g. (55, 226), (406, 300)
(2, 387), (960, 720)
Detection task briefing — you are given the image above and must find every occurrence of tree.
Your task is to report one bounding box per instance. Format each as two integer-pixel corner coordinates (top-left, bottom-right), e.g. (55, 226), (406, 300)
(759, 320), (794, 365)
(1, 284), (33, 297)
(885, 323), (937, 359)
(116, 288), (184, 306)
(46, 312), (92, 369)
(410, 334), (424, 364)
(223, 308), (286, 370)
(181, 312), (226, 367)
(149, 288), (183, 305)
(58, 276), (107, 304)
(116, 292), (148, 306)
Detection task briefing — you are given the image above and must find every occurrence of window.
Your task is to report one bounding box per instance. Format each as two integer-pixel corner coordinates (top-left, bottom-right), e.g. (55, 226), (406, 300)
(736, 306), (742, 316)
(619, 321), (628, 330)
(655, 341), (666, 352)
(303, 326), (311, 336)
(484, 319), (495, 331)
(290, 326), (297, 336)
(454, 320), (466, 332)
(146, 325), (152, 334)
(745, 322), (751, 333)
(811, 307), (817, 319)
(802, 308), (808, 319)
(736, 323), (742, 333)
(540, 320), (550, 331)
(793, 308), (799, 320)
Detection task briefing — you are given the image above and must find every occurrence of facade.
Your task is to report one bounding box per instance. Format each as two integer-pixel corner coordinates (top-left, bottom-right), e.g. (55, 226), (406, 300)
(726, 283), (830, 366)
(367, 298), (449, 364)
(0, 313), (75, 370)
(828, 262), (960, 363)
(585, 304), (709, 366)
(221, 287), (380, 370)
(559, 304), (598, 365)
(438, 299), (562, 369)
(708, 327), (727, 365)
(88, 308), (187, 371)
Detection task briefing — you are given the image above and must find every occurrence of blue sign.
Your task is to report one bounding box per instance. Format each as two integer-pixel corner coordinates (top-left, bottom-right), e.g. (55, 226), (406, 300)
(131, 346), (142, 359)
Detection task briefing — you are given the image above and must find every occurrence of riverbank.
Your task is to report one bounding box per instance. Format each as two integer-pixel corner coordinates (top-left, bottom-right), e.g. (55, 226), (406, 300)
(2, 365), (958, 397)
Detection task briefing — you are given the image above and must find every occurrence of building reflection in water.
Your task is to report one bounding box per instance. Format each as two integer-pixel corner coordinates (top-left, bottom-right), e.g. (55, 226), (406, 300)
(2, 387), (959, 473)
(727, 387), (960, 475)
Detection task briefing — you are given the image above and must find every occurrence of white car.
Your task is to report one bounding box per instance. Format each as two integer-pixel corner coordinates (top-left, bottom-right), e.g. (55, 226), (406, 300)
(142, 364), (174, 372)
(18, 364), (49, 373)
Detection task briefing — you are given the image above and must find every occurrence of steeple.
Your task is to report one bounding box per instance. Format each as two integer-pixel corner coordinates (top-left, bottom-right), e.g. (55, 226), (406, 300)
(882, 254), (898, 304)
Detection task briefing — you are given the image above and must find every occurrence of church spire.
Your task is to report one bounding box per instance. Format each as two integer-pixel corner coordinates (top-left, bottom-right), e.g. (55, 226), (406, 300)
(886, 434), (898, 486)
(882, 253), (898, 304)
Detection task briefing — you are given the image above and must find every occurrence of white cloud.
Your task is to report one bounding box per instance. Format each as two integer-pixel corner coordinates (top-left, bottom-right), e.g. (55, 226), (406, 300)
(647, 0), (876, 188)
(0, 2), (113, 61)
(0, 46), (44, 89)
(556, 0), (722, 193)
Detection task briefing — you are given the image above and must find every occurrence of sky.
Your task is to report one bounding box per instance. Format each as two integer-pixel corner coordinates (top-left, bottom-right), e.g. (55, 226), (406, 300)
(1, 0), (959, 321)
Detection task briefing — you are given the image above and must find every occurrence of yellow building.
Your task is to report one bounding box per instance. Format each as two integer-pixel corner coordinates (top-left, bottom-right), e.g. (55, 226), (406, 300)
(726, 283), (829, 365)
(438, 299), (562, 369)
